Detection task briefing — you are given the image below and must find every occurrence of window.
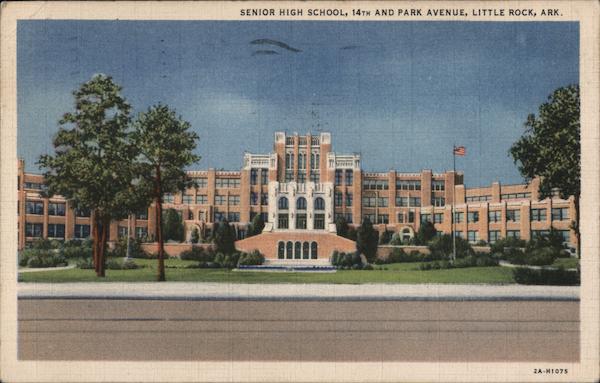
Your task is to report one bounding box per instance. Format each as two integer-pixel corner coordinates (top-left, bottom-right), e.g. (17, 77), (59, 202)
(26, 201), (44, 215)
(363, 179), (389, 190)
(182, 195), (193, 204)
(454, 212), (464, 223)
(278, 197), (289, 210)
(488, 230), (501, 244)
(467, 231), (479, 243)
(532, 230), (550, 239)
(250, 192), (258, 205)
(302, 242), (310, 259)
(552, 207), (569, 221)
(506, 230), (521, 239)
(228, 195), (240, 205)
(377, 215), (389, 224)
(409, 197), (421, 207)
(251, 169), (258, 185)
(196, 195), (208, 204)
(311, 153), (320, 170)
(298, 153), (306, 170)
(421, 213), (431, 223)
(531, 208), (547, 221)
(227, 212), (240, 222)
(215, 178), (240, 188)
(314, 213), (325, 229)
(75, 224), (91, 239)
(363, 214), (375, 223)
(298, 171), (306, 183)
(557, 230), (570, 243)
(118, 226), (128, 238)
(296, 213), (307, 229)
(285, 152), (294, 169)
(345, 170), (353, 185)
(362, 196), (388, 208)
(24, 182), (44, 190)
(346, 193), (353, 207)
(296, 197), (307, 210)
(432, 197), (445, 207)
(335, 192), (343, 207)
(501, 192), (531, 200)
(396, 196), (408, 207)
(311, 242), (318, 259)
(25, 223), (43, 238)
(48, 202), (65, 216)
(432, 180), (445, 191)
(310, 172), (320, 183)
(163, 194), (175, 203)
(466, 195), (492, 202)
(314, 197), (325, 210)
(76, 208), (91, 217)
(454, 231), (464, 239)
(335, 170), (342, 185)
(467, 211), (479, 223)
(397, 213), (405, 223)
(278, 213), (289, 229)
(408, 211), (415, 223)
(278, 242), (285, 259)
(434, 213), (444, 224)
(195, 178), (208, 188)
(135, 227), (147, 240)
(47, 223), (65, 239)
(215, 195), (226, 205)
(261, 170), (268, 185)
(506, 209), (520, 222)
(214, 210), (225, 222)
(345, 213), (353, 224)
(396, 180), (421, 190)
(488, 210), (501, 223)
(285, 171), (293, 182)
(260, 193), (268, 205)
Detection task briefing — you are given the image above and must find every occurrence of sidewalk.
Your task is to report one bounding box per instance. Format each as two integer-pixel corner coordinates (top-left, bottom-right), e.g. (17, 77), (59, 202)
(18, 282), (579, 301)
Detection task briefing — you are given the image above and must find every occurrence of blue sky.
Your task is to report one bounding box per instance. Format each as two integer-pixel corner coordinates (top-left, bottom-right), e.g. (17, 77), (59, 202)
(17, 21), (578, 187)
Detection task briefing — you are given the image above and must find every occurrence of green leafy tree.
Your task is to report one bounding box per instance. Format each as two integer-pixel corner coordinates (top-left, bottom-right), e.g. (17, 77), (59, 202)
(415, 221), (437, 245)
(509, 85), (580, 256)
(162, 208), (184, 242)
(190, 227), (200, 244)
(38, 74), (140, 277)
(132, 104), (199, 281)
(335, 215), (349, 238)
(214, 220), (237, 255)
(247, 214), (265, 237)
(356, 217), (379, 263)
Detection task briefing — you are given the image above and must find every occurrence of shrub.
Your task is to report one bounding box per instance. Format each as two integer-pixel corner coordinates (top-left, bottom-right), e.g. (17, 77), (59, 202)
(415, 221), (436, 245)
(524, 247), (558, 266)
(375, 248), (425, 264)
(213, 252), (241, 269)
(379, 230), (394, 245)
(330, 251), (364, 269)
(389, 233), (402, 245)
(490, 237), (527, 255)
(77, 257), (94, 269)
(513, 267), (580, 285)
(108, 237), (149, 259)
(238, 250), (265, 266)
(214, 220), (237, 255)
(19, 249), (67, 268)
(428, 234), (474, 259)
(362, 264), (373, 270)
(180, 246), (214, 262)
(190, 228), (200, 244)
(105, 258), (140, 270)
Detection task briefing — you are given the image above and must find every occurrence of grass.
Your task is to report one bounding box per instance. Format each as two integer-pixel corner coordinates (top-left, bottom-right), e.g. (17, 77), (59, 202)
(18, 257), (515, 284)
(551, 257), (579, 269)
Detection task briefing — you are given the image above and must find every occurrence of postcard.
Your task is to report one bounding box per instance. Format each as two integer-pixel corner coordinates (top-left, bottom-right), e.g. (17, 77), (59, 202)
(1, 1), (599, 382)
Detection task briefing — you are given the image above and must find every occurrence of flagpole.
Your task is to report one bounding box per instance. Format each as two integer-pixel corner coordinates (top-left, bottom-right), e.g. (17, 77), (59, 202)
(452, 145), (456, 263)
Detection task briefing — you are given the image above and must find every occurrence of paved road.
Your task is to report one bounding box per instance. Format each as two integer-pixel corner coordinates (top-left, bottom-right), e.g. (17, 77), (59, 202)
(18, 299), (579, 362)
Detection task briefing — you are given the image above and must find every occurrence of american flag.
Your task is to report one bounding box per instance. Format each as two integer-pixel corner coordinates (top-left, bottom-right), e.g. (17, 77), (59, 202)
(453, 146), (466, 156)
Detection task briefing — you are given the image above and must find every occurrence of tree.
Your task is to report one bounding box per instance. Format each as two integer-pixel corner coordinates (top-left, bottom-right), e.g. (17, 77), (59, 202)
(38, 74), (140, 277)
(415, 221), (437, 245)
(356, 217), (379, 263)
(162, 208), (184, 242)
(335, 215), (349, 238)
(247, 214), (265, 237)
(132, 104), (199, 281)
(214, 220), (237, 255)
(509, 85), (580, 256)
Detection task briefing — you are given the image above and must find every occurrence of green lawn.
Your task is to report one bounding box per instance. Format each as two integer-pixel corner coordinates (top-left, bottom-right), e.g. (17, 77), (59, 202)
(19, 258), (515, 284)
(551, 257), (579, 269)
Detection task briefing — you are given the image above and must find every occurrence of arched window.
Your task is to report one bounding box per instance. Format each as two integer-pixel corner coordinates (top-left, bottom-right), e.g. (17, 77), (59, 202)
(286, 241), (293, 259)
(314, 197), (325, 210)
(302, 242), (309, 259)
(278, 197), (289, 210)
(278, 242), (285, 259)
(311, 242), (318, 259)
(296, 197), (307, 210)
(294, 242), (302, 259)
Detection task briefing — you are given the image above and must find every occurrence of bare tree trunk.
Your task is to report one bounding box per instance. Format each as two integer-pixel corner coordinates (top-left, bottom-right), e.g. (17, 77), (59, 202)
(93, 213), (101, 275)
(98, 217), (109, 277)
(574, 195), (581, 259)
(156, 165), (166, 281)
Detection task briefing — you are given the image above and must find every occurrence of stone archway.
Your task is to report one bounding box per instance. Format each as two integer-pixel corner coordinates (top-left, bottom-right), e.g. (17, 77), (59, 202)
(186, 223), (202, 243)
(400, 226), (414, 242)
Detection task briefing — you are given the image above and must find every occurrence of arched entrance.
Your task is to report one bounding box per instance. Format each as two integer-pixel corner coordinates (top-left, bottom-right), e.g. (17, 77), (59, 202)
(400, 226), (414, 242)
(186, 223), (202, 243)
